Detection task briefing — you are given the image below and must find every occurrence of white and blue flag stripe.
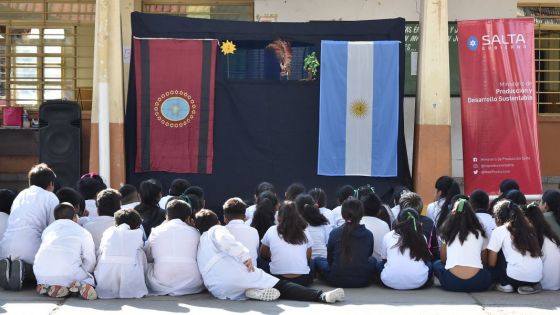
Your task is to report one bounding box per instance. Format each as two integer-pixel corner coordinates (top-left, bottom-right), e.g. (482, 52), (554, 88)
(318, 40), (399, 177)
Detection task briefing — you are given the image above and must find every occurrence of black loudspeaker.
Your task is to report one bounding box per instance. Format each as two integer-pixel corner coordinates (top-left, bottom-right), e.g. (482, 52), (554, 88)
(39, 100), (81, 188)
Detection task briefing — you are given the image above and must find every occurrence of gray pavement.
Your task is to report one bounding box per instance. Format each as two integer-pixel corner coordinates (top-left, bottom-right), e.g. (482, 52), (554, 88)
(0, 284), (558, 314)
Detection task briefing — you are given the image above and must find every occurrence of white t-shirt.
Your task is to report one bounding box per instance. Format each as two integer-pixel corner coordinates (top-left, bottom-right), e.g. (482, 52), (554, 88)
(444, 232), (486, 269)
(360, 216), (390, 260)
(261, 225), (312, 275)
(319, 207), (334, 227)
(225, 219), (260, 266)
(305, 224), (332, 259)
(0, 212), (9, 241)
(331, 206), (344, 228)
(389, 205), (400, 225)
(82, 216), (116, 251)
(245, 204), (256, 222)
(475, 213), (497, 240)
(426, 198), (445, 223)
(121, 201), (140, 210)
(85, 199), (98, 217)
(158, 196), (173, 210)
(541, 237), (560, 290)
(487, 225), (543, 282)
(380, 230), (429, 290)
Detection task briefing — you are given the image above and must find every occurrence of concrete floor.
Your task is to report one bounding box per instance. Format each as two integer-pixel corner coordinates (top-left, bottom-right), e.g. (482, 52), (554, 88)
(0, 284), (558, 315)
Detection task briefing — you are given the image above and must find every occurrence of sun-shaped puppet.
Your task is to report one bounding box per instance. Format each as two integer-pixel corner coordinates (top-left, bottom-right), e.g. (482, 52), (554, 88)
(350, 99), (369, 118)
(221, 40), (236, 55)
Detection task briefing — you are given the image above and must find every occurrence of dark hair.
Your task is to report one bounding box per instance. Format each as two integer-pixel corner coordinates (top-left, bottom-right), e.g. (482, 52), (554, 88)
(524, 202), (560, 247)
(139, 179), (162, 207)
(440, 195), (486, 245)
(277, 201), (308, 245)
(182, 193), (203, 215)
(185, 186), (204, 200)
(255, 182), (275, 196)
(500, 179), (520, 195)
(394, 208), (432, 261)
(542, 190), (560, 226)
(56, 187), (84, 215)
(505, 189), (527, 206)
(493, 200), (542, 257)
(469, 189), (489, 212)
(97, 188), (122, 217)
(119, 184), (139, 204)
(223, 197), (247, 219)
(251, 191), (278, 239)
(28, 163), (56, 190)
(308, 188), (327, 208)
(336, 185), (354, 204)
(0, 189), (16, 214)
(295, 194), (328, 227)
(354, 185), (376, 200)
(76, 174), (107, 200)
(194, 209), (219, 233)
(399, 192), (423, 214)
(392, 186), (410, 207)
(54, 202), (76, 220)
(340, 198), (364, 264)
(285, 183), (306, 201)
(361, 193), (391, 227)
(114, 208), (142, 229)
(169, 179), (191, 196)
(166, 199), (192, 221)
(435, 178), (461, 228)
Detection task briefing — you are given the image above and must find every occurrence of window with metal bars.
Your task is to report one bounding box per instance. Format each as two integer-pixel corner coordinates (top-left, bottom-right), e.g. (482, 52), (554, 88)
(142, 0), (254, 21)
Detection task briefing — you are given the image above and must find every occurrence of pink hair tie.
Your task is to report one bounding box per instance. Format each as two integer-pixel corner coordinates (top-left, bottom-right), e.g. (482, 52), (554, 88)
(314, 203), (319, 208)
(346, 219), (352, 224)
(80, 172), (98, 179)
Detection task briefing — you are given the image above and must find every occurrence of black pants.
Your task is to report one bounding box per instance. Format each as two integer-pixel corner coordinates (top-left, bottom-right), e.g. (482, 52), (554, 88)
(273, 279), (323, 302)
(273, 274), (314, 287)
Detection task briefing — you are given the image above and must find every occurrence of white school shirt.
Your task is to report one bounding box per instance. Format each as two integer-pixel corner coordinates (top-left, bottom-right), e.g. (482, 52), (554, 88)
(426, 198), (445, 223)
(197, 225), (278, 300)
(487, 225), (543, 283)
(360, 216), (390, 260)
(380, 230), (429, 290)
(261, 226), (312, 275)
(145, 219), (203, 296)
(158, 196), (173, 210)
(305, 224), (332, 259)
(85, 199), (98, 217)
(389, 205), (400, 225)
(0, 212), (9, 241)
(331, 206), (344, 227)
(541, 237), (560, 290)
(245, 204), (256, 222)
(82, 216), (115, 251)
(94, 223), (148, 299)
(475, 213), (497, 240)
(121, 201), (140, 210)
(0, 185), (58, 264)
(225, 219), (260, 266)
(444, 232), (486, 269)
(319, 207), (334, 226)
(33, 219), (96, 286)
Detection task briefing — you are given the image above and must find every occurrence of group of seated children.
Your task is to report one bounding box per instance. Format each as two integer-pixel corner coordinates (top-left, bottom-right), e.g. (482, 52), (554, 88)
(0, 164), (559, 302)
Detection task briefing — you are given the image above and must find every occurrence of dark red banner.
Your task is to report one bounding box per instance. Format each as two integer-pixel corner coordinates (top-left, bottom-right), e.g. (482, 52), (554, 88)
(458, 18), (542, 196)
(134, 38), (216, 174)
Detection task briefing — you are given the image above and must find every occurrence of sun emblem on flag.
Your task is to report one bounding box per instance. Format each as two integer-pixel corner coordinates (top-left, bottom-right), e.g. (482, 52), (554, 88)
(350, 99), (369, 118)
(153, 90), (197, 128)
(221, 40), (236, 55)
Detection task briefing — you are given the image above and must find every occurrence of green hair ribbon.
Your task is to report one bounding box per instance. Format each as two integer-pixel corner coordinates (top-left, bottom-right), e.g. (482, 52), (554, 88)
(406, 212), (417, 232)
(456, 198), (467, 213)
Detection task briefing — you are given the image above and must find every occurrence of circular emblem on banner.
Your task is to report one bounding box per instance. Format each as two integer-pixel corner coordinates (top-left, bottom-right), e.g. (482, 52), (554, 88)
(350, 99), (369, 118)
(467, 36), (479, 51)
(153, 90), (197, 128)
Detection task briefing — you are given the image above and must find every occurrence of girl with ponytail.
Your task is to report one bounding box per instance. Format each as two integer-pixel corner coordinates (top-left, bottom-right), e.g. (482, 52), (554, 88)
(487, 200), (543, 294)
(250, 191), (278, 240)
(295, 194), (331, 259)
(377, 208), (432, 290)
(315, 198), (376, 288)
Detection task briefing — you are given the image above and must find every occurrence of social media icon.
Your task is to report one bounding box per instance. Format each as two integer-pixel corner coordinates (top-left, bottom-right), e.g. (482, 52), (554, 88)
(473, 170), (479, 175)
(473, 157), (478, 162)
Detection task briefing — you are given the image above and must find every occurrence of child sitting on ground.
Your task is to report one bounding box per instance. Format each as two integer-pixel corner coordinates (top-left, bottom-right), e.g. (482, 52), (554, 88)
(223, 198), (260, 266)
(399, 192), (439, 259)
(308, 188), (334, 226)
(33, 203), (97, 299)
(135, 179), (165, 238)
(0, 163), (59, 291)
(119, 184), (141, 210)
(76, 173), (107, 217)
(195, 209), (344, 303)
(332, 185), (355, 227)
(245, 182), (275, 223)
(295, 194), (331, 260)
(94, 209), (148, 299)
(469, 189), (497, 239)
(82, 188), (121, 251)
(158, 179), (191, 209)
(0, 189), (17, 241)
(146, 199), (204, 296)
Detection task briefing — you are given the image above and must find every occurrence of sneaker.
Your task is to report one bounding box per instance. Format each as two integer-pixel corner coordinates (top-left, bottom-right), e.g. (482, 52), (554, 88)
(245, 288), (281, 301)
(36, 284), (49, 295)
(321, 288), (345, 303)
(69, 281), (97, 300)
(495, 283), (514, 293)
(8, 259), (24, 291)
(0, 258), (10, 290)
(47, 285), (69, 298)
(518, 283), (542, 295)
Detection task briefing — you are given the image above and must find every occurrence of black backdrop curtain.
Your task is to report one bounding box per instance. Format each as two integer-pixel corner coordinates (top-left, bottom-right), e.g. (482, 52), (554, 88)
(125, 12), (411, 211)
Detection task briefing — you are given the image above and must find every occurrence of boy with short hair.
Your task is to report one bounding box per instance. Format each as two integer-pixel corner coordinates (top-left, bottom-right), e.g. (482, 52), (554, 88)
(82, 188), (121, 250)
(34, 203), (97, 299)
(158, 179), (191, 209)
(119, 184), (140, 210)
(145, 199), (203, 296)
(0, 163), (59, 291)
(223, 198), (260, 266)
(94, 209), (148, 299)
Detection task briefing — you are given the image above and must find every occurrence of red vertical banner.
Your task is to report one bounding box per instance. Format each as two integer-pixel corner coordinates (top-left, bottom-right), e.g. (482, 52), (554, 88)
(458, 18), (542, 196)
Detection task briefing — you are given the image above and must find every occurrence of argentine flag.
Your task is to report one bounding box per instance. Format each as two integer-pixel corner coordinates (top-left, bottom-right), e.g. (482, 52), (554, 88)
(318, 41), (399, 177)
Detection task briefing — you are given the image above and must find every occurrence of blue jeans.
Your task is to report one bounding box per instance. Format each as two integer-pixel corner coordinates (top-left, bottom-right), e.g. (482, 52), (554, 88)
(433, 260), (493, 292)
(314, 256), (377, 288)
